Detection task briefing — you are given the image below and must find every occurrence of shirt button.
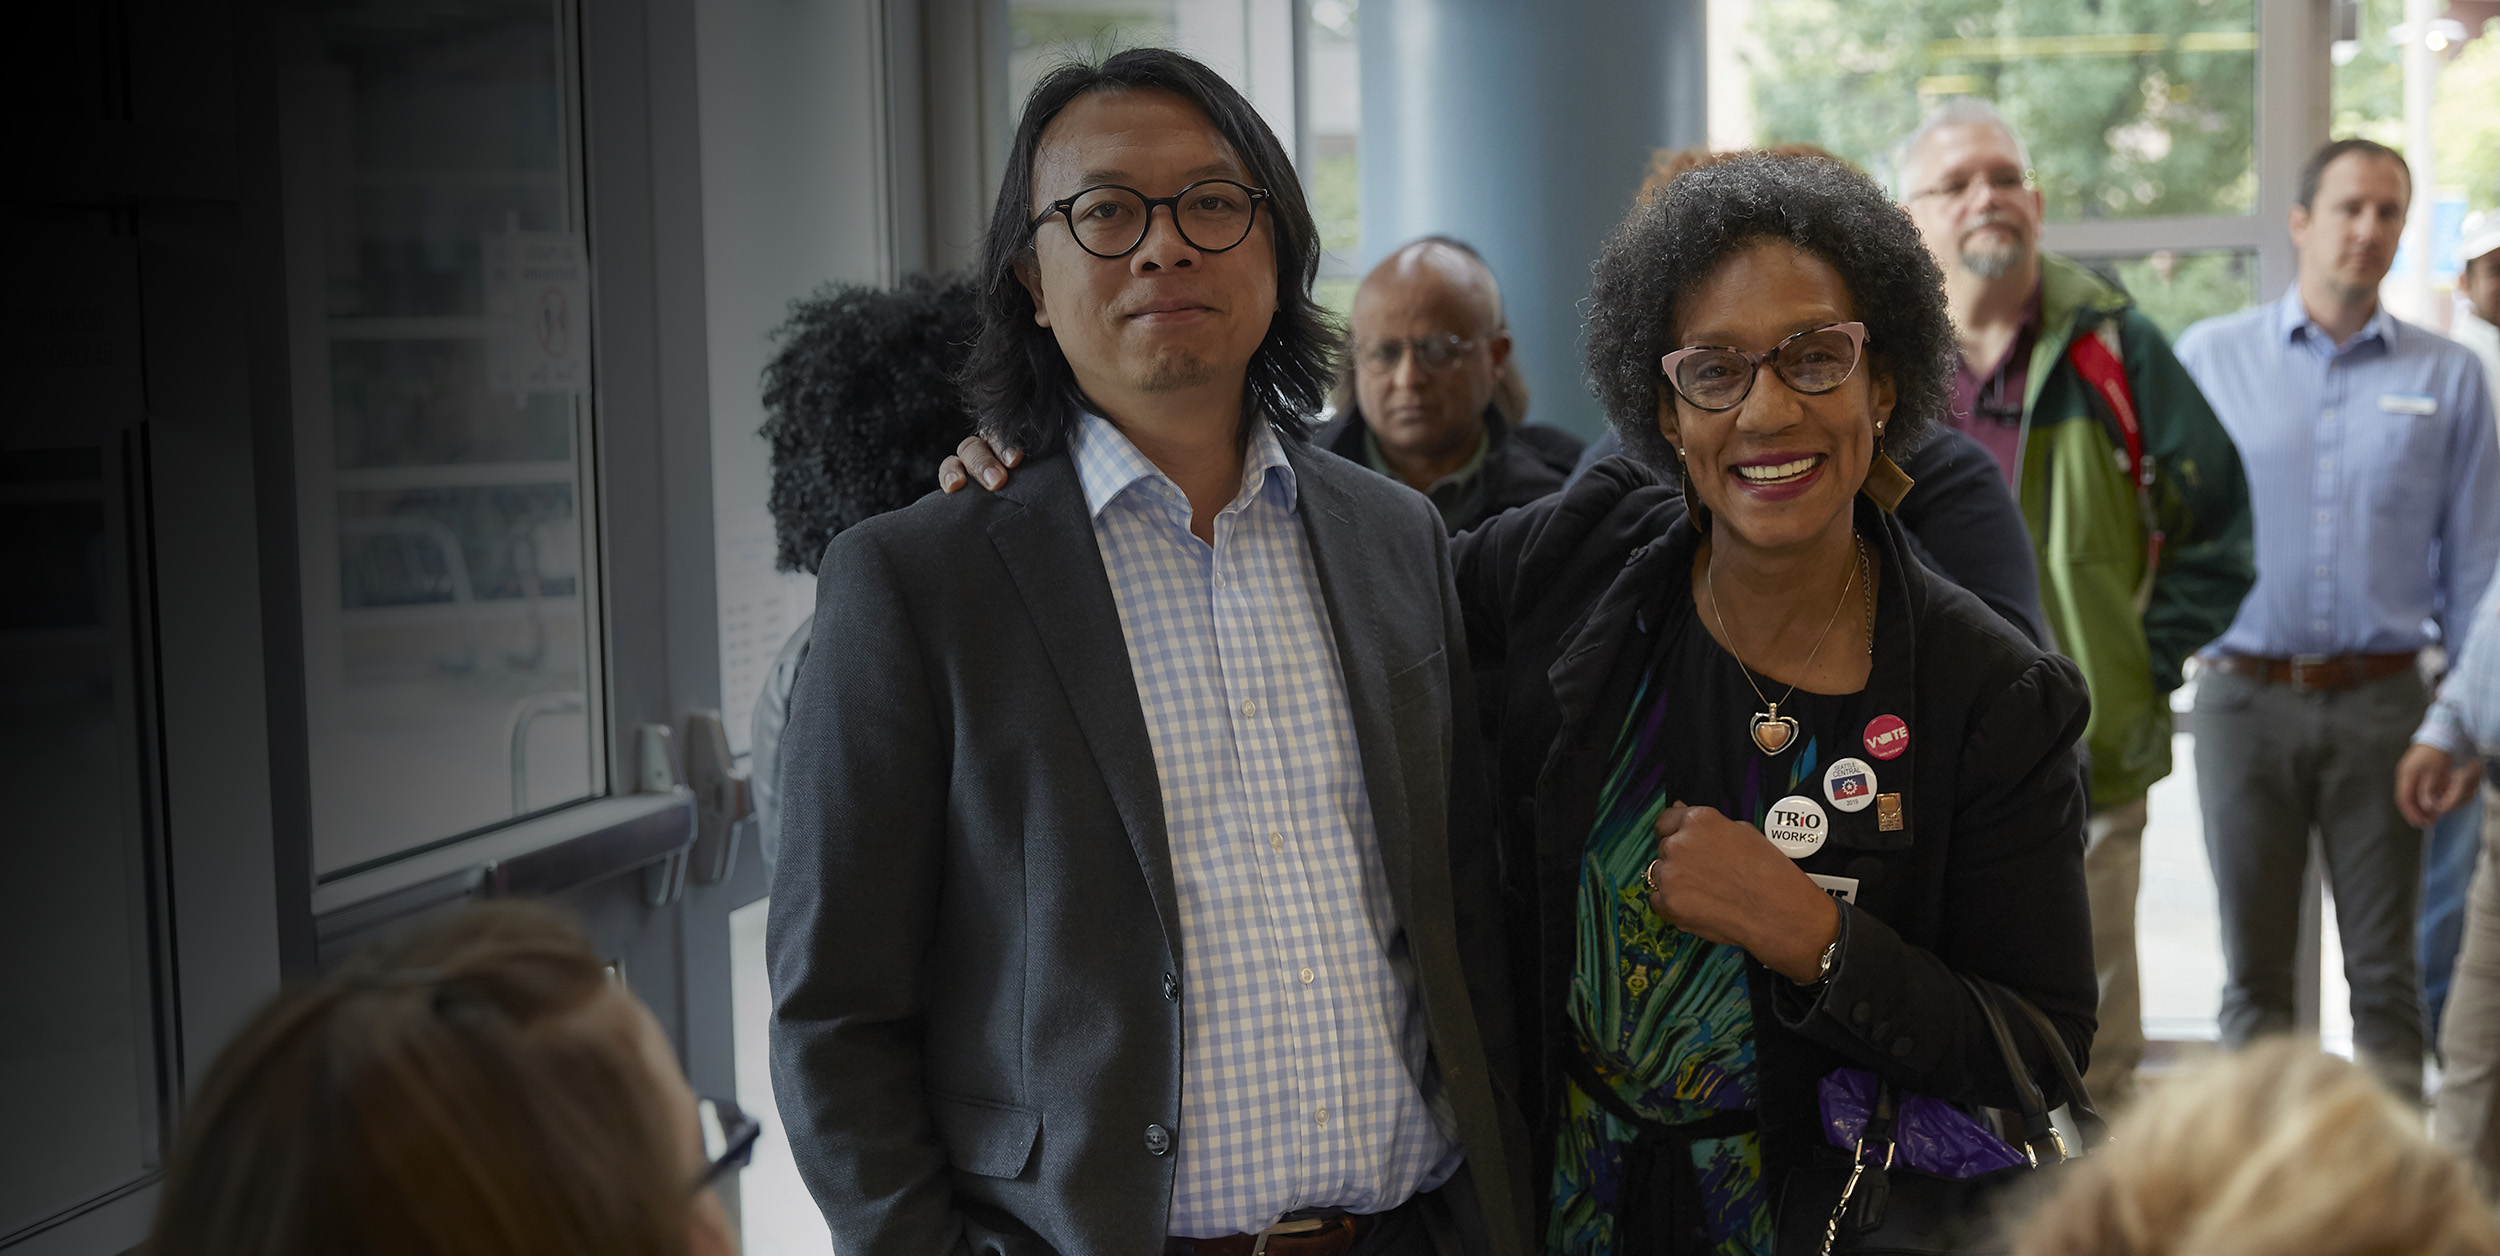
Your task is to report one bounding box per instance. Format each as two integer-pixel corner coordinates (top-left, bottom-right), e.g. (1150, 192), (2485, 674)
(1241, 700), (1257, 717)
(2316, 566), (2329, 579)
(1892, 1037), (1914, 1059)
(2323, 408), (2336, 420)
(2315, 510), (2330, 524)
(1215, 572), (1227, 588)
(1270, 830), (1284, 852)
(1299, 967), (1315, 984)
(1315, 1108), (1328, 1127)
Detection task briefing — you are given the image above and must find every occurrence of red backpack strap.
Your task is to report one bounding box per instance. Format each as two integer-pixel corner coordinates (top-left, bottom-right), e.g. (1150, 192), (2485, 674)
(2066, 324), (2144, 489)
(2066, 323), (2165, 595)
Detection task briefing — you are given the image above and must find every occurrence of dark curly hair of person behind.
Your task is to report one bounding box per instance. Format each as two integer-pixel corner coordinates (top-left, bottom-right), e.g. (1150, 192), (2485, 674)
(1585, 151), (1954, 474)
(760, 272), (979, 575)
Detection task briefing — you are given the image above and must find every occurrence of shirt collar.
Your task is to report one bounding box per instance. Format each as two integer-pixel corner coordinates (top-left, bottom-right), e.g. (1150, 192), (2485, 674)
(2274, 283), (2395, 351)
(1360, 418), (1491, 495)
(1069, 410), (1298, 522)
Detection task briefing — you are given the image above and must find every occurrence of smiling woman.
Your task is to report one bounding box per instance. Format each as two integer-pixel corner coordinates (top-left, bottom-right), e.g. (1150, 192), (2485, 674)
(1453, 151), (2099, 1254)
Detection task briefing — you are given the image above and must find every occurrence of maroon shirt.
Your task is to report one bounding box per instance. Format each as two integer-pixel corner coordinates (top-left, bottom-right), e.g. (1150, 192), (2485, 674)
(1945, 285), (2043, 487)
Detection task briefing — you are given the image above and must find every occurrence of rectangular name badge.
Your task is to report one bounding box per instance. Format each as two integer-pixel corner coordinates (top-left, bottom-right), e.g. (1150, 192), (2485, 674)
(2379, 393), (2438, 416)
(1808, 873), (1860, 905)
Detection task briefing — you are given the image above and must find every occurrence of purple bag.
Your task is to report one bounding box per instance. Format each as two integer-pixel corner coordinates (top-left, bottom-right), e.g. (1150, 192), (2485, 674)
(1817, 1067), (2028, 1179)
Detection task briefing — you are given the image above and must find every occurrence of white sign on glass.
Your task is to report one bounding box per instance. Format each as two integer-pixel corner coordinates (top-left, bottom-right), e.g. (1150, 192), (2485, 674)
(485, 225), (590, 397)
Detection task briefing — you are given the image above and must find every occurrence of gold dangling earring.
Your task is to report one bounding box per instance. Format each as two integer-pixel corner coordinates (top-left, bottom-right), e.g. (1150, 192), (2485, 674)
(1675, 446), (1708, 535)
(1863, 422), (1913, 510)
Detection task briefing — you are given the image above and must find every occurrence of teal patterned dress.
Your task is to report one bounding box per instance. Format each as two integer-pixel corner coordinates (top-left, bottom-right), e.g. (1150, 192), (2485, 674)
(1547, 593), (1875, 1256)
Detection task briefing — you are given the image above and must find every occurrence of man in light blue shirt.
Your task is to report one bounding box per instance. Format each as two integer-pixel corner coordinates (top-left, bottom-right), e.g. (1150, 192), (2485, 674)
(2174, 138), (2500, 1100)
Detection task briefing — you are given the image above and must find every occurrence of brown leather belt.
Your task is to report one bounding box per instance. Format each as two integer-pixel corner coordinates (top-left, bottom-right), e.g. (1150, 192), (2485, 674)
(2205, 651), (2416, 692)
(1165, 1210), (1376, 1256)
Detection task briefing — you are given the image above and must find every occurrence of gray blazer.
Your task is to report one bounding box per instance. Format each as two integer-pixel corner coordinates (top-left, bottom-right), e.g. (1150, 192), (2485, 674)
(767, 437), (1528, 1256)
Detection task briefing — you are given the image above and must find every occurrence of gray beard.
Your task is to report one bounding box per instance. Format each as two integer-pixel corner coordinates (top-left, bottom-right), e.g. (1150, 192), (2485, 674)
(1960, 239), (2025, 279)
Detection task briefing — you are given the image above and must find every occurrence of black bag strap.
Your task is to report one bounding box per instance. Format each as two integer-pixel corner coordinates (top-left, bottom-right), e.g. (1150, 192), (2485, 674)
(1957, 973), (2100, 1160)
(1957, 973), (2053, 1158)
(1989, 977), (2106, 1148)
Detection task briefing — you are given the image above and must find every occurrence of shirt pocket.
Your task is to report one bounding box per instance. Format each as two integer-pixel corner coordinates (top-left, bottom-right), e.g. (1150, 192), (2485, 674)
(2363, 402), (2452, 533)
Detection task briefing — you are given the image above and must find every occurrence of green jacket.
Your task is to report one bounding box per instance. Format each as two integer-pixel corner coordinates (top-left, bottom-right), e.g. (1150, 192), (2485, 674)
(2015, 254), (2255, 807)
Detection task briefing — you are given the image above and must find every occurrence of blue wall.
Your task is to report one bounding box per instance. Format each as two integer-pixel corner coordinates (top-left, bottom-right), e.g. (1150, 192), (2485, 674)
(1359, 0), (1705, 440)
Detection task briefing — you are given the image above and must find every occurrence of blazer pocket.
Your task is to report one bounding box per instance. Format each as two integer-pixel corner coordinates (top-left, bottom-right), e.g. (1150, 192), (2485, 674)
(930, 1090), (1041, 1180)
(1385, 647), (1448, 710)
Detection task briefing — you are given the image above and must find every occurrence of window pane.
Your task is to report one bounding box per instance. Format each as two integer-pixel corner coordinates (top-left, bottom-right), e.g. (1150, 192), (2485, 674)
(1736, 0), (2258, 220)
(1307, 0), (1360, 319)
(2076, 247), (2260, 339)
(1010, 1), (1174, 108)
(2331, 2), (2500, 327)
(280, 0), (604, 875)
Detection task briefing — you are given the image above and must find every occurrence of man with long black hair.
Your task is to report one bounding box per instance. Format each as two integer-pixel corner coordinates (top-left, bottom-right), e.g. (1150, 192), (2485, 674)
(768, 49), (1526, 1256)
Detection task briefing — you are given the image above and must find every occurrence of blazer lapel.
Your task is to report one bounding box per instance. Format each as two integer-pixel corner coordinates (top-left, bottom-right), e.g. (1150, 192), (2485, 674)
(986, 455), (1184, 964)
(1287, 447), (1417, 920)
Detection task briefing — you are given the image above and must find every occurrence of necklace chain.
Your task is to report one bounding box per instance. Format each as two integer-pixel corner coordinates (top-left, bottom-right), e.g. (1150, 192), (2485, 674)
(1705, 534), (1874, 725)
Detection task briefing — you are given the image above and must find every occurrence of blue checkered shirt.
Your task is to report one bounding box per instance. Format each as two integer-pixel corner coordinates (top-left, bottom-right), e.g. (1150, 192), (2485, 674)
(1070, 412), (1460, 1238)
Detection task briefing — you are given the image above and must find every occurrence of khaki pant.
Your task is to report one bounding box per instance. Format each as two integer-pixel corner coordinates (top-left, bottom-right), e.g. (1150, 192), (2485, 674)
(2434, 781), (2500, 1194)
(2083, 796), (2150, 1112)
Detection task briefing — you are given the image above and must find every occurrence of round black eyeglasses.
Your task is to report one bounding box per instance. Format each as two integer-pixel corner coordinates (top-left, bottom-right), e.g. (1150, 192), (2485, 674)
(693, 1095), (760, 1193)
(1659, 322), (1869, 412)
(1027, 179), (1271, 259)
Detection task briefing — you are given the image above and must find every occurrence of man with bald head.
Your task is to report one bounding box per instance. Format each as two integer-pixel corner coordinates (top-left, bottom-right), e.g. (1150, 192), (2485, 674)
(1896, 98), (2253, 1111)
(1314, 237), (1581, 533)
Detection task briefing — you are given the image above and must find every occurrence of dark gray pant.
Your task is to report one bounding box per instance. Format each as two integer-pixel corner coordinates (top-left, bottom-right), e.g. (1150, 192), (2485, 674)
(2194, 666), (2428, 1099)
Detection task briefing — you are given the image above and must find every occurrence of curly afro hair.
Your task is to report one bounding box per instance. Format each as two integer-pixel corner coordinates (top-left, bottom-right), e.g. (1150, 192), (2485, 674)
(760, 272), (979, 574)
(1584, 151), (1953, 475)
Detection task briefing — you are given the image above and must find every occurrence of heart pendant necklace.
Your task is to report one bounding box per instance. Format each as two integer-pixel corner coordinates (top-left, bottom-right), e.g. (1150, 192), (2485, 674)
(1706, 535), (1872, 757)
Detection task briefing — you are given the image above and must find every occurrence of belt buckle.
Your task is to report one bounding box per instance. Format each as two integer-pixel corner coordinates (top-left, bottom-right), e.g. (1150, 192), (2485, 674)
(1251, 1215), (1333, 1256)
(2289, 654), (2337, 691)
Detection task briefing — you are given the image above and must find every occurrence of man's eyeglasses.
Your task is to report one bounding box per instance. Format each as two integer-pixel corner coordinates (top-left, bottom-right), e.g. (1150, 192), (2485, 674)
(1659, 322), (1869, 412)
(1028, 179), (1270, 259)
(1909, 168), (2034, 203)
(1354, 333), (1486, 375)
(693, 1095), (760, 1193)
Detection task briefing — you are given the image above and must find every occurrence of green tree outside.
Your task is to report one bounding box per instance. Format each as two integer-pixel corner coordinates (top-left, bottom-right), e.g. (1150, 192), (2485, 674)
(1747, 0), (2258, 221)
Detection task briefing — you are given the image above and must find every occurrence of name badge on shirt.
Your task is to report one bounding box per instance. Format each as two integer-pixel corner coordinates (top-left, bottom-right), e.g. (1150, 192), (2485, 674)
(2379, 393), (2438, 416)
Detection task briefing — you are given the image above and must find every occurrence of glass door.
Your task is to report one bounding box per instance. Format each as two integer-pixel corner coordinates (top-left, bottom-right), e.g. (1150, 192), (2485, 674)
(276, 0), (608, 879)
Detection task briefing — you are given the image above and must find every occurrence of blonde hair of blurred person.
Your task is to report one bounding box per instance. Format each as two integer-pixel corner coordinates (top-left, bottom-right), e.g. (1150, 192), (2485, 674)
(145, 901), (738, 1256)
(2012, 1039), (2500, 1256)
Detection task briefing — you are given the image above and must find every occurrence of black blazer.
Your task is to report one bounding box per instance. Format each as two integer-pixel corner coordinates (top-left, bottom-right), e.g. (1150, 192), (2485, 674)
(768, 436), (1530, 1256)
(1451, 458), (2096, 1221)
